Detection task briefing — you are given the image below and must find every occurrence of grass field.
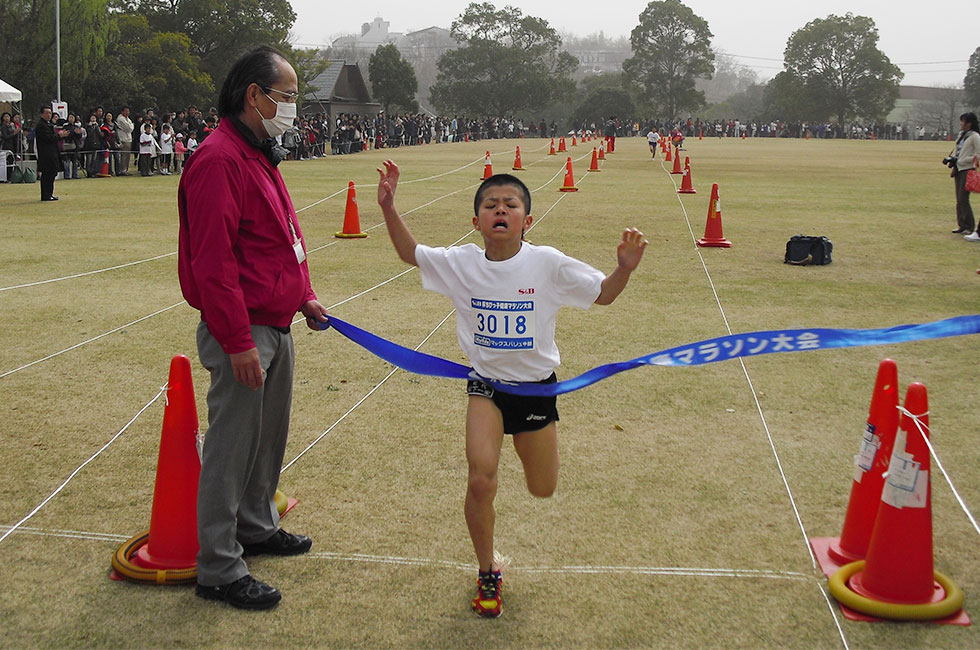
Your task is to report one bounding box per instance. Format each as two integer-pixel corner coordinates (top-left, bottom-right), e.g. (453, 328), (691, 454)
(0, 135), (977, 648)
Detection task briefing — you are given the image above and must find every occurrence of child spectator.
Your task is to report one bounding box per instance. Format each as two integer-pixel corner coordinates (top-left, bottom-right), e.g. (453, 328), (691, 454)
(159, 123), (174, 175)
(174, 133), (187, 173)
(138, 122), (154, 176)
(376, 161), (647, 618)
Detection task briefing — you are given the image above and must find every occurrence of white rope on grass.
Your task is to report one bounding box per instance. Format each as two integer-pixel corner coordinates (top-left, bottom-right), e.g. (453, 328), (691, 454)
(660, 156), (847, 648)
(0, 251), (177, 293)
(896, 405), (980, 537)
(662, 160), (817, 564)
(0, 385), (168, 547)
(281, 309), (457, 473)
(0, 301), (186, 380)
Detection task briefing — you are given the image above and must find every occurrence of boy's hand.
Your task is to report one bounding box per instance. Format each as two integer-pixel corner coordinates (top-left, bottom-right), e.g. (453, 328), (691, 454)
(616, 228), (648, 272)
(377, 159), (400, 210)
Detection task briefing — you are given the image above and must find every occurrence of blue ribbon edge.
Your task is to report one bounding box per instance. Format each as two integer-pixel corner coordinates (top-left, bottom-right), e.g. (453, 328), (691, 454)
(320, 314), (980, 397)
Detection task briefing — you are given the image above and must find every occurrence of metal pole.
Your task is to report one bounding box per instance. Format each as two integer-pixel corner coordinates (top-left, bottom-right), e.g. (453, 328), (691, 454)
(55, 0), (62, 102)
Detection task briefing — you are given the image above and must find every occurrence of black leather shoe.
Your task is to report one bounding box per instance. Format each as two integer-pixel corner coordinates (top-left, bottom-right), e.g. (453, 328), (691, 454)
(195, 575), (281, 610)
(41, 196), (59, 201)
(241, 529), (312, 556)
(953, 228), (968, 233)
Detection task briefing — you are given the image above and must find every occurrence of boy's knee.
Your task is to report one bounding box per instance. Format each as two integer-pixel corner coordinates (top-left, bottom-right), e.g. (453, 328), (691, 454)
(467, 472), (497, 501)
(526, 476), (557, 498)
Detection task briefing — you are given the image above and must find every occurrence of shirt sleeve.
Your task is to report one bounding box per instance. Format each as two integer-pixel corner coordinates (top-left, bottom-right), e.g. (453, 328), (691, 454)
(551, 249), (605, 309)
(414, 244), (456, 297)
(183, 155), (254, 353)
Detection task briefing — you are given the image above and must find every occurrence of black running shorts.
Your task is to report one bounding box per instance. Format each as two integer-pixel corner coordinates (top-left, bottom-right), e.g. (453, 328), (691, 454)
(466, 373), (559, 435)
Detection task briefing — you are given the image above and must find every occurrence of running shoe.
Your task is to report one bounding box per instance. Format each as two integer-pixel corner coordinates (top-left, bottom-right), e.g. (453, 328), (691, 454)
(471, 570), (502, 618)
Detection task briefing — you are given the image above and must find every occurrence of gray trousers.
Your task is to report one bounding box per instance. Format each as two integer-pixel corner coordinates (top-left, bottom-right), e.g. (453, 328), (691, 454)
(196, 322), (295, 586)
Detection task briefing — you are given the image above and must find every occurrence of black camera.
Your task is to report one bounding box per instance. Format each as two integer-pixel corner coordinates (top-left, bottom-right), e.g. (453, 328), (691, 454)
(943, 156), (958, 168)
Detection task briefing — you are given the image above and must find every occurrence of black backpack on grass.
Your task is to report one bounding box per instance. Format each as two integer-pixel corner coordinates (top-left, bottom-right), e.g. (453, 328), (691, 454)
(784, 235), (832, 266)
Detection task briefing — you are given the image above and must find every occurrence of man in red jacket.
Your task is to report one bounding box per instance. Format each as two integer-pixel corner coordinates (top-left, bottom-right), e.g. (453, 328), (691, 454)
(178, 45), (328, 611)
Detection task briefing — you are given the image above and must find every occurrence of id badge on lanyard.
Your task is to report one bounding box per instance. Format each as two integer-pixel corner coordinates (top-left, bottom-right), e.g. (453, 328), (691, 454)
(293, 238), (306, 264)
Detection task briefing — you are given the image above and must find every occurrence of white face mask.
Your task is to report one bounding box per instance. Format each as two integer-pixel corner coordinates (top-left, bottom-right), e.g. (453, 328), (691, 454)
(256, 92), (296, 138)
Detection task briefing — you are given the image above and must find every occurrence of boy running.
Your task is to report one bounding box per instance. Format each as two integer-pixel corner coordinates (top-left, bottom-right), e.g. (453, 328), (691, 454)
(376, 160), (647, 618)
(647, 128), (661, 159)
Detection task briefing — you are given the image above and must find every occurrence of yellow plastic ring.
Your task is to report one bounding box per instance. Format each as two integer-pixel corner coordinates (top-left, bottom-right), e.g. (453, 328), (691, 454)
(828, 560), (964, 621)
(110, 531), (197, 585)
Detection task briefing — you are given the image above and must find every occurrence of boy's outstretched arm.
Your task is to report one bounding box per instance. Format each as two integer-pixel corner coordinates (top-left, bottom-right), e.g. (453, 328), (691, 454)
(595, 228), (648, 305)
(376, 159), (418, 266)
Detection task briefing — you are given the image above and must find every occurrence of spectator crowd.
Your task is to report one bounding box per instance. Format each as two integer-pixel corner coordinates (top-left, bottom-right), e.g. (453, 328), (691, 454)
(1, 102), (954, 183)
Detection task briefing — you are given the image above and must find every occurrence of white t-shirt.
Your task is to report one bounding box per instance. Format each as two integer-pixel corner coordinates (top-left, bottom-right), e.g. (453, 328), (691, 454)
(647, 130), (661, 144)
(160, 131), (173, 154)
(139, 131), (155, 155)
(415, 242), (605, 382)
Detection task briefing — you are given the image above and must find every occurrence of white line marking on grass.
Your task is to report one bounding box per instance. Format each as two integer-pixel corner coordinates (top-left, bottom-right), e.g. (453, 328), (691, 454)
(0, 301), (186, 380)
(306, 551), (811, 582)
(0, 386), (167, 547)
(0, 526), (129, 543)
(0, 252), (178, 293)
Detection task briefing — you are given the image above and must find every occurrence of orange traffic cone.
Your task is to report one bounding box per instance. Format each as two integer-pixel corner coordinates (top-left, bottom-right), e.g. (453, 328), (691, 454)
(558, 137), (567, 153)
(665, 144), (673, 162)
(677, 157), (696, 193)
(588, 147), (600, 172)
(828, 383), (968, 623)
(97, 151), (111, 177)
(571, 134), (577, 146)
(810, 359), (899, 575)
(558, 156), (578, 192)
(512, 146), (525, 170)
(608, 136), (615, 153)
(464, 131), (469, 142)
(741, 131), (747, 140)
(335, 181), (368, 238)
(670, 148), (683, 174)
(549, 138), (556, 155)
(806, 130), (810, 140)
(598, 144), (606, 160)
(699, 129), (703, 140)
(110, 355), (201, 583)
(696, 183), (731, 247)
(480, 151), (493, 179)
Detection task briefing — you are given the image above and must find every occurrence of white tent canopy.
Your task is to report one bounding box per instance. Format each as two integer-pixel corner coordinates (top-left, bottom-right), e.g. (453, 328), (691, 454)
(0, 78), (22, 102)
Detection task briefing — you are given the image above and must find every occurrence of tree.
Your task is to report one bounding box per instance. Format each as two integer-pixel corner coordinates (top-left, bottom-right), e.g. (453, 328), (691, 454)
(137, 0), (296, 90)
(75, 14), (213, 114)
(908, 84), (966, 135)
(0, 0), (112, 110)
(964, 46), (980, 110)
(763, 71), (826, 122)
(571, 73), (637, 128)
(429, 2), (578, 116)
(782, 13), (902, 125)
(284, 47), (331, 104)
(369, 44), (419, 114)
(622, 0), (714, 118)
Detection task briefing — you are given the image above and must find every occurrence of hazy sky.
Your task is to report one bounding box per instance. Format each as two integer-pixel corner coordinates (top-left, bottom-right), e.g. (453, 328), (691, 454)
(287, 0), (972, 87)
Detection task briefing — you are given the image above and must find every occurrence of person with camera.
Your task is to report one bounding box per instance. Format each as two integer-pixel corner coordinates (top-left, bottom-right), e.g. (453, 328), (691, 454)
(945, 112), (980, 239)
